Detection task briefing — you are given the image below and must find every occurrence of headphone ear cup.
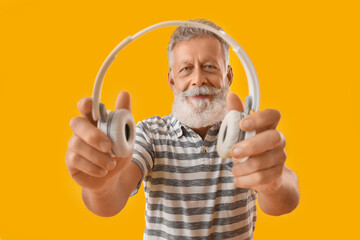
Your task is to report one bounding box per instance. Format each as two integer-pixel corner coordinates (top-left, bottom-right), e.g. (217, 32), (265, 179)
(98, 109), (136, 157)
(217, 110), (244, 159)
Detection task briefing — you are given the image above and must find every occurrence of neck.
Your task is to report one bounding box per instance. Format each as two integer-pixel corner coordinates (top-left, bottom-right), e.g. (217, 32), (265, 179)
(191, 126), (211, 140)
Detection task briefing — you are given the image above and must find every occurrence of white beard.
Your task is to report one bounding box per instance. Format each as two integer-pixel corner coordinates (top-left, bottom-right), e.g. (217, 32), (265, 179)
(172, 85), (229, 129)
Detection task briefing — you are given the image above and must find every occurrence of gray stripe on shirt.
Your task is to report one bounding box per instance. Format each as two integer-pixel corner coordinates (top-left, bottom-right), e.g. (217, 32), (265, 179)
(145, 205), (256, 230)
(149, 188), (248, 201)
(146, 194), (256, 216)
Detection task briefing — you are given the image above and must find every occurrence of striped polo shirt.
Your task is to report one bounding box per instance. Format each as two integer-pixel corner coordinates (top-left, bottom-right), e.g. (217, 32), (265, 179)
(131, 114), (257, 240)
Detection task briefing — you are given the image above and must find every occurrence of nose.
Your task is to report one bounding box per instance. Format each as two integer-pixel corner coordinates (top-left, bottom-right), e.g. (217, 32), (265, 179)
(191, 68), (207, 87)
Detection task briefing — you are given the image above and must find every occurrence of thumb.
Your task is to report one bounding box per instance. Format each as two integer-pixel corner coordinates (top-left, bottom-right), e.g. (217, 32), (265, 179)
(115, 91), (131, 111)
(226, 93), (244, 112)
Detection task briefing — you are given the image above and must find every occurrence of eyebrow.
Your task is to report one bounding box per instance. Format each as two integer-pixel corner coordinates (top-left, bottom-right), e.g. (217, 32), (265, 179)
(178, 59), (193, 65)
(178, 58), (219, 65)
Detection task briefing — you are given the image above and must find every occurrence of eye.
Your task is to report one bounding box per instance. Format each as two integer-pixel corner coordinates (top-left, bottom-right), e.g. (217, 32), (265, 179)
(204, 65), (216, 69)
(180, 66), (191, 72)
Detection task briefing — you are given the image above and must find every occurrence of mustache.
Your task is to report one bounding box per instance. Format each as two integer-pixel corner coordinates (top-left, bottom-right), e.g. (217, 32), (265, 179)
(181, 86), (221, 97)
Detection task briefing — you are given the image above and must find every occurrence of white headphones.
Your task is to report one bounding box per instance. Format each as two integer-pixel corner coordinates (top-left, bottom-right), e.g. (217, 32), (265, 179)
(92, 21), (260, 161)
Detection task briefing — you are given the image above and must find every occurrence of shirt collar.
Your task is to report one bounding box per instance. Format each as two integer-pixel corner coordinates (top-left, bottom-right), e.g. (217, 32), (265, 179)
(169, 114), (222, 139)
(169, 114), (185, 138)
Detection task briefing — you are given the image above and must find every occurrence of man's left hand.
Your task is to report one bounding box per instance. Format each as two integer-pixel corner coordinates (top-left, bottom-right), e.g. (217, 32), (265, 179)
(227, 93), (287, 194)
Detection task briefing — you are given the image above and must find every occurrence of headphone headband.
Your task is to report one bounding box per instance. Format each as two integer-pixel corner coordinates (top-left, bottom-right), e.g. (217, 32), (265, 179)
(92, 21), (260, 121)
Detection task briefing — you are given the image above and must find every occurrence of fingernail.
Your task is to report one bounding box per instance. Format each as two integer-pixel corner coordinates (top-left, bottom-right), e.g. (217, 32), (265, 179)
(241, 119), (252, 130)
(235, 156), (249, 163)
(99, 169), (108, 176)
(232, 147), (242, 157)
(106, 158), (117, 170)
(100, 141), (111, 152)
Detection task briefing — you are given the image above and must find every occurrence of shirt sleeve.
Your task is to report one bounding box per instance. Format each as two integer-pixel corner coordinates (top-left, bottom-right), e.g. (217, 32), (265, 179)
(130, 120), (155, 196)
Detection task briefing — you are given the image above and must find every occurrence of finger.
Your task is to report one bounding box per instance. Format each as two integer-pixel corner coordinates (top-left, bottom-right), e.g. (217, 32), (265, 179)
(68, 135), (116, 171)
(239, 109), (281, 132)
(69, 116), (112, 152)
(77, 97), (96, 125)
(233, 162), (284, 189)
(232, 147), (287, 177)
(66, 151), (108, 178)
(65, 150), (80, 176)
(226, 92), (244, 112)
(231, 129), (286, 159)
(70, 170), (108, 190)
(115, 91), (131, 111)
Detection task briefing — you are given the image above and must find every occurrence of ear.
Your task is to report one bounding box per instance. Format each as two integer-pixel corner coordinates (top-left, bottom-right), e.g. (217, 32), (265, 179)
(226, 65), (233, 86)
(168, 70), (175, 90)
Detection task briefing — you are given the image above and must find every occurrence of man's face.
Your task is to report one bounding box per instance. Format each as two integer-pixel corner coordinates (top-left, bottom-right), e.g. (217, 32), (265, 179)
(168, 36), (233, 128)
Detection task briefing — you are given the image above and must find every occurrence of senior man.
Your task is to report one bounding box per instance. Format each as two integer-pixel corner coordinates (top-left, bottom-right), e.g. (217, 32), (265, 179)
(66, 19), (299, 239)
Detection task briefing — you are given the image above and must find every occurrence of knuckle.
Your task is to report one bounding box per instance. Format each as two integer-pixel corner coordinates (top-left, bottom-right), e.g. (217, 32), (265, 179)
(77, 98), (84, 110)
(86, 131), (100, 145)
(233, 177), (245, 188)
(67, 136), (73, 149)
(231, 163), (241, 176)
(254, 172), (265, 185)
(94, 154), (108, 168)
(281, 132), (287, 148)
(248, 157), (261, 171)
(67, 135), (76, 149)
(267, 150), (276, 164)
(271, 148), (286, 166)
(69, 117), (80, 130)
(87, 167), (98, 176)
(68, 135), (81, 151)
(241, 141), (254, 156)
(281, 149), (287, 162)
(66, 151), (78, 167)
(90, 167), (106, 177)
(270, 129), (282, 145)
(65, 150), (71, 165)
(231, 165), (237, 176)
(70, 153), (81, 166)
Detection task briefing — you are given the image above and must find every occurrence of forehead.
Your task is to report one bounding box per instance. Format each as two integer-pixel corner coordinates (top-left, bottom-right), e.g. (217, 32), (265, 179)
(172, 36), (225, 63)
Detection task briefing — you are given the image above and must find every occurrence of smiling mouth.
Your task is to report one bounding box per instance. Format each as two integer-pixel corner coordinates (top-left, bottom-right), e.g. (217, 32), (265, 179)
(191, 94), (210, 100)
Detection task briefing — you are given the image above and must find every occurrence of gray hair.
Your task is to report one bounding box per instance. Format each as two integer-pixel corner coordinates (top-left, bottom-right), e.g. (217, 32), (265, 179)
(167, 19), (230, 70)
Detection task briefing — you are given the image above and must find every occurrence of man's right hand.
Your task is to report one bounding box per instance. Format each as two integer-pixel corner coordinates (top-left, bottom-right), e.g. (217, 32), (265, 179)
(65, 91), (133, 191)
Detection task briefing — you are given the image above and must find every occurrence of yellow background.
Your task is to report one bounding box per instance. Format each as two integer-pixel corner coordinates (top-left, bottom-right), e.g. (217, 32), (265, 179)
(1, 0), (359, 239)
